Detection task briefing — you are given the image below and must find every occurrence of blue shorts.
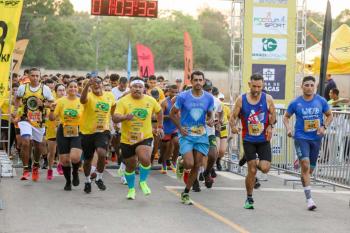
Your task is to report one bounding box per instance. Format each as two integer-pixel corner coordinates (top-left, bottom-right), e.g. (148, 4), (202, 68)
(294, 139), (321, 168)
(179, 136), (209, 156)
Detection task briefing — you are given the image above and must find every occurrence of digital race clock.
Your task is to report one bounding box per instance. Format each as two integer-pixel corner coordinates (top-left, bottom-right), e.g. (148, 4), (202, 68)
(91, 0), (158, 18)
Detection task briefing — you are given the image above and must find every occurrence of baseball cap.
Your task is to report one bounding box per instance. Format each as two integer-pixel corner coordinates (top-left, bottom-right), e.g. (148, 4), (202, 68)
(218, 93), (225, 100)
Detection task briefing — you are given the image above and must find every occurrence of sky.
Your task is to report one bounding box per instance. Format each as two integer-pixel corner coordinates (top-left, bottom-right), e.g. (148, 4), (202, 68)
(71, 0), (350, 17)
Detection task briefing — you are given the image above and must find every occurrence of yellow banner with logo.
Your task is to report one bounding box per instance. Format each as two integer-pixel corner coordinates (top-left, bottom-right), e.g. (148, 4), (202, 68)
(242, 0), (296, 106)
(0, 0), (24, 107)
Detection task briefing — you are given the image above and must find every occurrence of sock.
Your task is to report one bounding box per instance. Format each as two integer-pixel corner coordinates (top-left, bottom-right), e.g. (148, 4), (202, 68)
(90, 166), (96, 175)
(96, 172), (103, 181)
(125, 171), (135, 189)
(183, 170), (190, 185)
(304, 186), (312, 200)
(162, 162), (167, 170)
(85, 176), (91, 183)
(139, 164), (151, 182)
(72, 162), (80, 175)
(247, 194), (253, 201)
(62, 166), (71, 184)
(184, 188), (190, 193)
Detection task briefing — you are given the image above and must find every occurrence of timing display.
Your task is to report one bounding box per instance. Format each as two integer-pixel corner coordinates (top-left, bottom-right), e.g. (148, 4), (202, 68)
(91, 0), (158, 18)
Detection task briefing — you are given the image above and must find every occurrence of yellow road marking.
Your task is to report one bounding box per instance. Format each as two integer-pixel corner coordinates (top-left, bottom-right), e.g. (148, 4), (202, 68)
(166, 187), (250, 233)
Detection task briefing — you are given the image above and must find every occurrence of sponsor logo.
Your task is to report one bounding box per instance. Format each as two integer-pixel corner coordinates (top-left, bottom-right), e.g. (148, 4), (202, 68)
(0, 0), (21, 7)
(263, 68), (275, 81)
(254, 12), (286, 29)
(254, 0), (288, 4)
(262, 38), (277, 51)
(132, 108), (148, 120)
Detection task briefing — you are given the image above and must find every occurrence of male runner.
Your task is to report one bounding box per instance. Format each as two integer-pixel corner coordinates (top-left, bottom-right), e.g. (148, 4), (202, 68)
(283, 76), (333, 210)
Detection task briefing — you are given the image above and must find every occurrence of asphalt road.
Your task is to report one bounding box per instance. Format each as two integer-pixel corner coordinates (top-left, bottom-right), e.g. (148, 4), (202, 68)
(0, 168), (349, 233)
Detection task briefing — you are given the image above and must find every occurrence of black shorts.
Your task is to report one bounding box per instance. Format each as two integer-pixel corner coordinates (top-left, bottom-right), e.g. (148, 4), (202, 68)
(243, 141), (272, 162)
(120, 138), (153, 159)
(81, 131), (111, 160)
(56, 125), (82, 154)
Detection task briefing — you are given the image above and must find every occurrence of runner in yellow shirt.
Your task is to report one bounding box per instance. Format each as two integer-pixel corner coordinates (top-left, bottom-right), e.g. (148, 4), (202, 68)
(50, 80), (83, 191)
(114, 78), (164, 200)
(216, 93), (230, 171)
(80, 76), (116, 194)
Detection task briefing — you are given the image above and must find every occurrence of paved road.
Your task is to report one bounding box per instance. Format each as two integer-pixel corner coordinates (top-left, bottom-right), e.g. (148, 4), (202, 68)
(0, 168), (349, 233)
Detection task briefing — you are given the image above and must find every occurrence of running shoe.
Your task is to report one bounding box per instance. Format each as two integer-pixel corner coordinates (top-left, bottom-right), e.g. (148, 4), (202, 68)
(307, 199), (317, 211)
(204, 172), (214, 188)
(244, 198), (254, 209)
(239, 155), (247, 167)
(72, 172), (79, 186)
(32, 166), (40, 182)
(127, 188), (136, 200)
(84, 182), (91, 194)
(176, 157), (184, 180)
(95, 179), (106, 191)
(192, 179), (201, 192)
(64, 182), (72, 191)
(57, 163), (64, 175)
(47, 169), (53, 181)
(20, 170), (30, 180)
(139, 181), (151, 195)
(254, 177), (261, 189)
(181, 192), (193, 205)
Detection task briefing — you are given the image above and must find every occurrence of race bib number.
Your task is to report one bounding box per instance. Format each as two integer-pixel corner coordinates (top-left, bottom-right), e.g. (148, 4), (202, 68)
(189, 126), (206, 136)
(63, 125), (79, 137)
(304, 119), (320, 132)
(95, 117), (107, 133)
(248, 123), (264, 136)
(129, 131), (144, 144)
(27, 111), (42, 125)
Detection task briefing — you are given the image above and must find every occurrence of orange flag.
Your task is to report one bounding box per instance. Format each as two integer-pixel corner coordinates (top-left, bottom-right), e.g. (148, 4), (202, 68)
(12, 39), (29, 74)
(184, 32), (193, 85)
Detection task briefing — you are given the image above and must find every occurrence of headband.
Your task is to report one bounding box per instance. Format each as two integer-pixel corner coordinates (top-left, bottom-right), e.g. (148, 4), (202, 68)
(130, 80), (145, 87)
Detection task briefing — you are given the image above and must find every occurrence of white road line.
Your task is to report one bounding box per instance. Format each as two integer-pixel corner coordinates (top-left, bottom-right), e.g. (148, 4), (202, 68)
(164, 186), (350, 194)
(217, 171), (245, 180)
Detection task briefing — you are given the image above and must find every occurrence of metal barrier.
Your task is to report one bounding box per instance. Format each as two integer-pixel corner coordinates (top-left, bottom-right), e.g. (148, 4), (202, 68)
(223, 106), (350, 189)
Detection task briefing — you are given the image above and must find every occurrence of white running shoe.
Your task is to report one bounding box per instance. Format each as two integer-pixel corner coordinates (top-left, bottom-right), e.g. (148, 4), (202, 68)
(307, 198), (317, 211)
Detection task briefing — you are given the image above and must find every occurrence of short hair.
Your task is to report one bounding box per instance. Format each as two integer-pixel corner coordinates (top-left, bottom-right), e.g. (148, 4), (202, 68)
(302, 76), (316, 84)
(190, 71), (204, 80)
(30, 67), (40, 73)
(212, 86), (219, 96)
(12, 83), (19, 88)
(168, 84), (178, 90)
(250, 73), (264, 81)
(12, 73), (18, 79)
(119, 77), (128, 84)
(110, 74), (120, 82)
(24, 69), (30, 75)
(331, 88), (339, 96)
(157, 76), (165, 82)
(62, 74), (70, 80)
(45, 79), (54, 84)
(148, 75), (156, 81)
(51, 76), (59, 82)
(76, 76), (85, 82)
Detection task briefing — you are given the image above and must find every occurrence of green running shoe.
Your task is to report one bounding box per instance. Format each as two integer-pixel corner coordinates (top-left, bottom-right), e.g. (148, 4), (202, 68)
(244, 199), (254, 209)
(127, 188), (136, 200)
(139, 181), (151, 195)
(181, 192), (193, 205)
(176, 157), (184, 180)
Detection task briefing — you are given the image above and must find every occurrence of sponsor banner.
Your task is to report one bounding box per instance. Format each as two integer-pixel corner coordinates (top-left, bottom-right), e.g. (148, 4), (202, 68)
(252, 64), (286, 99)
(253, 7), (288, 35)
(12, 39), (29, 73)
(252, 37), (287, 60)
(254, 0), (288, 4)
(136, 43), (155, 78)
(0, 0), (24, 107)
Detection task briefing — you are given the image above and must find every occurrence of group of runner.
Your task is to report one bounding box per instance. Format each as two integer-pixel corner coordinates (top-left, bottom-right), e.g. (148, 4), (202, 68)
(1, 68), (333, 210)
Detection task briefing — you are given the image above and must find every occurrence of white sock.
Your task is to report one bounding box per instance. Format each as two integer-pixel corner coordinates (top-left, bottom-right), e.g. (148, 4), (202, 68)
(85, 176), (91, 183)
(90, 166), (96, 175)
(96, 172), (103, 181)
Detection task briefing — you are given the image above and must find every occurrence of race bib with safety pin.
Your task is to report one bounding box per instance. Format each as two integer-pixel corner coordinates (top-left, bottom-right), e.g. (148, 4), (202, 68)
(248, 123), (264, 136)
(129, 131), (144, 144)
(304, 119), (320, 132)
(63, 125), (79, 137)
(189, 126), (206, 136)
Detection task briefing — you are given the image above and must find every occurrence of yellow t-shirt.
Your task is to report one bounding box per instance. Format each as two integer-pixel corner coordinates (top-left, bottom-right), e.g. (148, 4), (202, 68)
(45, 96), (59, 140)
(54, 97), (83, 126)
(1, 92), (11, 121)
(147, 86), (165, 103)
(222, 104), (231, 124)
(80, 92), (116, 135)
(116, 94), (161, 145)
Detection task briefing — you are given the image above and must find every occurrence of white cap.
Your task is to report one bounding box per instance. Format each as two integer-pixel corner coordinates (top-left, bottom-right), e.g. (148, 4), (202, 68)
(218, 93), (225, 99)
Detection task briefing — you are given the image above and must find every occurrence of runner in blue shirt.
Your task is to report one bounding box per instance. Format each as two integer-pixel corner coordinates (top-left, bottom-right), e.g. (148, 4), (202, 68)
(283, 76), (333, 211)
(170, 71), (214, 205)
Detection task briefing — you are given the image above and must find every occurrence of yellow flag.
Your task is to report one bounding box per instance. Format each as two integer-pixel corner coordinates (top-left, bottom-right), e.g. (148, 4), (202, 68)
(12, 39), (29, 74)
(0, 0), (24, 107)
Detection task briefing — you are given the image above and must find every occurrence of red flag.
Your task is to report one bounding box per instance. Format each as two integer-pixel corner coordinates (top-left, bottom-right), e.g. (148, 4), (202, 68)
(136, 43), (155, 78)
(184, 32), (193, 85)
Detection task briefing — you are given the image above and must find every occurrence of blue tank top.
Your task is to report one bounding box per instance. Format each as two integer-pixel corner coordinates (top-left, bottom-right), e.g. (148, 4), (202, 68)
(240, 93), (269, 142)
(164, 97), (177, 134)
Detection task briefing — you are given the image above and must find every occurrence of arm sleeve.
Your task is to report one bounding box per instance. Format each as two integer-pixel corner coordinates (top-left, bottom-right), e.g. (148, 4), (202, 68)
(208, 96), (214, 112)
(174, 94), (183, 110)
(286, 101), (295, 116)
(115, 99), (125, 115)
(16, 85), (25, 98)
(322, 98), (330, 113)
(43, 85), (54, 101)
(53, 100), (61, 118)
(153, 98), (162, 113)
